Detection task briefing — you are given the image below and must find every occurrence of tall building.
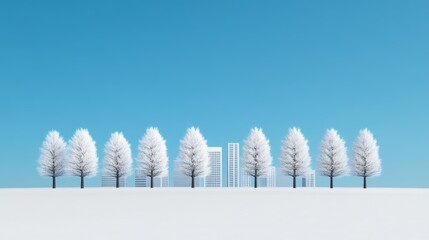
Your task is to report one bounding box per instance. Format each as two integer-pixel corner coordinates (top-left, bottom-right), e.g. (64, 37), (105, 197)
(302, 169), (316, 187)
(266, 166), (276, 187)
(205, 147), (222, 187)
(173, 160), (188, 187)
(240, 167), (252, 187)
(135, 169), (169, 187)
(135, 169), (147, 187)
(227, 143), (240, 187)
(102, 173), (127, 187)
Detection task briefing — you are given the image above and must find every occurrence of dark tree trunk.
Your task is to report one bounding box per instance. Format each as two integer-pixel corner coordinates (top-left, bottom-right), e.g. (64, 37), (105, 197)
(330, 176), (333, 189)
(80, 176), (84, 189)
(254, 175), (258, 188)
(52, 176), (56, 189)
(293, 176), (296, 188)
(150, 176), (154, 188)
(191, 175), (195, 188)
(116, 175), (119, 188)
(363, 176), (367, 189)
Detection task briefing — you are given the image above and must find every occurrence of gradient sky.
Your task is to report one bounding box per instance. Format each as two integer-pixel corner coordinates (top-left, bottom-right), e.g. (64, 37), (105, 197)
(1, 0), (428, 188)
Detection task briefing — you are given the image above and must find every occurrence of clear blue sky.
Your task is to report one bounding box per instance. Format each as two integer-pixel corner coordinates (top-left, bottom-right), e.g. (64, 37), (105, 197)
(1, 0), (428, 188)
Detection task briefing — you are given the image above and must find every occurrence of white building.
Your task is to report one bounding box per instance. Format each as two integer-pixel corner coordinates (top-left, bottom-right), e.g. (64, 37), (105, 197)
(240, 168), (252, 187)
(173, 160), (188, 187)
(227, 143), (240, 187)
(266, 166), (276, 187)
(135, 169), (147, 187)
(205, 147), (222, 187)
(101, 173), (127, 187)
(302, 169), (316, 187)
(135, 170), (169, 187)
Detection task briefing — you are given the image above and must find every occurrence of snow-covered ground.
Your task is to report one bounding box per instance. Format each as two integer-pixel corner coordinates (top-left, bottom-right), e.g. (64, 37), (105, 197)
(1, 188), (428, 240)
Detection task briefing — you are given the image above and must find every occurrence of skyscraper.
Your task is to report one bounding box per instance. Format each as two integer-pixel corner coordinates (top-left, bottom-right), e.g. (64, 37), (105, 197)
(173, 160), (188, 187)
(227, 143), (240, 187)
(240, 168), (252, 187)
(135, 169), (147, 187)
(267, 166), (276, 188)
(205, 147), (222, 187)
(302, 169), (316, 187)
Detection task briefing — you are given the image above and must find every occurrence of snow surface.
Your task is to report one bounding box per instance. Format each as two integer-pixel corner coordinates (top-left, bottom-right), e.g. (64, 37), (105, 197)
(1, 188), (428, 240)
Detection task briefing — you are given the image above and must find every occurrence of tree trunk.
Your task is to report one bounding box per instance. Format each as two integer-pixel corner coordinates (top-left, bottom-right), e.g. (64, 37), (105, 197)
(116, 175), (119, 188)
(293, 169), (296, 188)
(330, 176), (333, 189)
(363, 176), (367, 189)
(52, 176), (56, 189)
(254, 175), (258, 188)
(293, 176), (296, 188)
(150, 176), (154, 188)
(80, 176), (84, 189)
(191, 175), (195, 188)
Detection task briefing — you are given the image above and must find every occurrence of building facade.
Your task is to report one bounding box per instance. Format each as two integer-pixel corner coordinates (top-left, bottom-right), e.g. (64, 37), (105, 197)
(101, 173), (127, 187)
(302, 169), (316, 187)
(227, 143), (240, 187)
(240, 168), (252, 187)
(205, 147), (222, 187)
(266, 166), (276, 188)
(135, 169), (169, 187)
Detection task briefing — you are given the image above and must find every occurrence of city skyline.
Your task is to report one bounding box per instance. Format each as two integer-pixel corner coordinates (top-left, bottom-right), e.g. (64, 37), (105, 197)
(1, 1), (429, 188)
(32, 132), (382, 188)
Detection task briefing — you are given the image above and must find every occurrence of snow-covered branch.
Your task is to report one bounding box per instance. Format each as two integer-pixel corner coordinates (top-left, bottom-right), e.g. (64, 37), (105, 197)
(280, 127), (311, 188)
(68, 129), (98, 188)
(38, 131), (67, 188)
(243, 128), (272, 188)
(103, 132), (132, 187)
(178, 127), (209, 188)
(137, 127), (168, 188)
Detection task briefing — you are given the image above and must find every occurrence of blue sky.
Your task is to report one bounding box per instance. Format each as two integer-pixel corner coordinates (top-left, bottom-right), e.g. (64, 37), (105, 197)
(1, 0), (428, 188)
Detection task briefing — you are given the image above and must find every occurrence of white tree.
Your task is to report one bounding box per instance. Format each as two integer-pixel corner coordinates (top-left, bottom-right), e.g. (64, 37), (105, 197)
(137, 127), (168, 188)
(178, 127), (209, 188)
(351, 129), (381, 188)
(243, 127), (272, 188)
(318, 129), (348, 188)
(280, 127), (311, 188)
(103, 132), (132, 188)
(38, 130), (67, 188)
(68, 129), (98, 188)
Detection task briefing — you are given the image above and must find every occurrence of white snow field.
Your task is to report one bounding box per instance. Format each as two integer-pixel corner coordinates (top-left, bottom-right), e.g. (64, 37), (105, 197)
(1, 188), (428, 240)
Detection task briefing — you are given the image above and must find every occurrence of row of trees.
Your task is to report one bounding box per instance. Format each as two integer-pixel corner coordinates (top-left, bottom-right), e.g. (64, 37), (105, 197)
(39, 127), (381, 189)
(38, 128), (168, 188)
(243, 127), (381, 189)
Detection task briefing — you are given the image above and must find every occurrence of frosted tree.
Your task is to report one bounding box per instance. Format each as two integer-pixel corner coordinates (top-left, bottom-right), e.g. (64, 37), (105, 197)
(243, 127), (272, 188)
(351, 129), (381, 188)
(318, 129), (348, 188)
(38, 131), (67, 188)
(68, 129), (98, 188)
(103, 132), (132, 188)
(137, 127), (168, 188)
(178, 127), (209, 188)
(280, 127), (311, 188)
